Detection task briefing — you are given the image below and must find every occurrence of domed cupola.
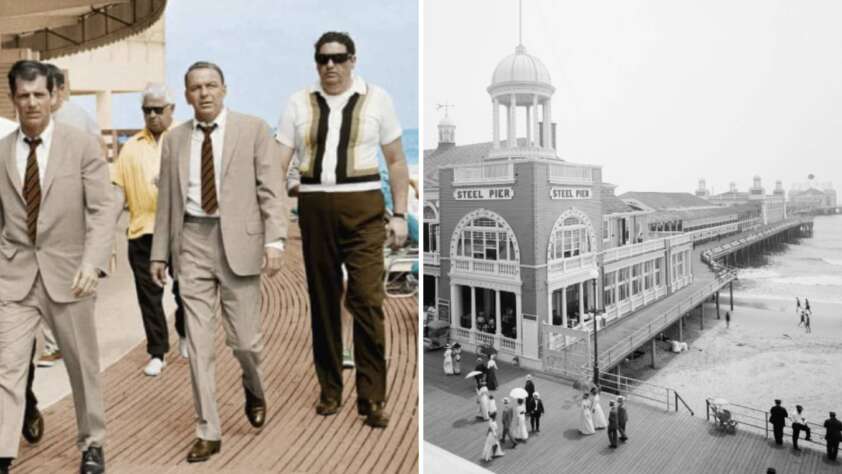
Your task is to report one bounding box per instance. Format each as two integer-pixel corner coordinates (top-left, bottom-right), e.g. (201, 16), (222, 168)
(486, 43), (557, 160)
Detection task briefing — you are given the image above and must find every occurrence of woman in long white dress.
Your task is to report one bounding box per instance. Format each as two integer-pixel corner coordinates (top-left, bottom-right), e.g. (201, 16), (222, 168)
(591, 387), (607, 429)
(443, 346), (454, 375)
(579, 393), (596, 435)
(477, 386), (490, 420)
(515, 398), (529, 441)
(481, 413), (504, 461)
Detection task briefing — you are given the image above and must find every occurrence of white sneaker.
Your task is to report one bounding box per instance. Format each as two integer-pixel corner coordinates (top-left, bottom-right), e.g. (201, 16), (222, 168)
(143, 358), (165, 376)
(179, 338), (189, 359)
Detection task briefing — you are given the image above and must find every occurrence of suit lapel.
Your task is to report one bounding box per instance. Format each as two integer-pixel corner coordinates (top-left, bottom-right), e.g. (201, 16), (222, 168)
(221, 112), (240, 184)
(41, 125), (66, 202)
(3, 135), (23, 201)
(178, 125), (191, 204)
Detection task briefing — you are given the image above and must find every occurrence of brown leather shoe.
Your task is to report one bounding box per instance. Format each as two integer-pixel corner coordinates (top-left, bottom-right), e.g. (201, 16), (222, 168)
(316, 397), (341, 416)
(186, 438), (221, 463)
(245, 391), (266, 428)
(22, 407), (44, 444)
(363, 400), (389, 428)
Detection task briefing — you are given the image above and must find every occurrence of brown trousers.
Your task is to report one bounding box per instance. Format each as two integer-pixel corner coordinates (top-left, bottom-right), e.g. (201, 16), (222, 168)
(299, 190), (387, 403)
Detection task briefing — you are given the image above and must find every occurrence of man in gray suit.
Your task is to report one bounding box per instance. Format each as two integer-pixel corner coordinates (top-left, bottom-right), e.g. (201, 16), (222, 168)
(150, 61), (287, 463)
(0, 60), (115, 474)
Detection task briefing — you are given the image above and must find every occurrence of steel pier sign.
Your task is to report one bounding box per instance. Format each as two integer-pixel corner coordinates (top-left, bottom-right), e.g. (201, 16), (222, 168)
(453, 187), (514, 200)
(550, 187), (591, 200)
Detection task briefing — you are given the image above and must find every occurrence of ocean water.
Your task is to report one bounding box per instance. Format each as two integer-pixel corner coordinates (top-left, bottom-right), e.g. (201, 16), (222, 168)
(403, 128), (419, 166)
(733, 214), (842, 306)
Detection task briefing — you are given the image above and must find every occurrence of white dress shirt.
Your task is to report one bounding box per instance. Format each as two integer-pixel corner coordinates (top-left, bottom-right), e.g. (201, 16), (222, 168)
(186, 108), (227, 217)
(15, 120), (55, 186)
(185, 109), (283, 251)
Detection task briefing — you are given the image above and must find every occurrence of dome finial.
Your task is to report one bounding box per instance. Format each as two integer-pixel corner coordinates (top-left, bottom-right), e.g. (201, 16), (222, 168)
(518, 0), (523, 47)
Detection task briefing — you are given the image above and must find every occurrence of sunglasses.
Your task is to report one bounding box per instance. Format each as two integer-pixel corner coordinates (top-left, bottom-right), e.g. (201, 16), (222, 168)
(142, 105), (170, 115)
(315, 53), (353, 65)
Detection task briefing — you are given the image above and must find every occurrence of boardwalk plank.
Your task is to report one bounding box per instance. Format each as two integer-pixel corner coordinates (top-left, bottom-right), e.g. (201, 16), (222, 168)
(13, 226), (418, 473)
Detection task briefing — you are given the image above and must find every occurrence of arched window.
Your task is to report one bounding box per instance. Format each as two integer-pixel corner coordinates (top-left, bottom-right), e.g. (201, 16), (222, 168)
(450, 209), (520, 263)
(423, 203), (440, 254)
(547, 209), (596, 261)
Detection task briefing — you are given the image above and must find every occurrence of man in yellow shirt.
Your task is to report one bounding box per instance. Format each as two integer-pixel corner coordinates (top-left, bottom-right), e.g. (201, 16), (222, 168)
(111, 83), (186, 376)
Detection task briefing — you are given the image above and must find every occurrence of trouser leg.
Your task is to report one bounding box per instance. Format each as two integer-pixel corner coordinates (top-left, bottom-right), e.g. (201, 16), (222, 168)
(0, 296), (41, 458)
(169, 265), (186, 339)
(41, 280), (105, 451)
(24, 342), (37, 419)
(299, 193), (343, 401)
(792, 425), (800, 448)
(216, 226), (264, 403)
(180, 219), (222, 441)
(128, 235), (169, 358)
(339, 191), (387, 402)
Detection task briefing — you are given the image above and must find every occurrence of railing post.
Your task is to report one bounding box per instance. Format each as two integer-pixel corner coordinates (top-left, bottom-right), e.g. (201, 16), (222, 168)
(674, 392), (678, 412)
(666, 388), (670, 412)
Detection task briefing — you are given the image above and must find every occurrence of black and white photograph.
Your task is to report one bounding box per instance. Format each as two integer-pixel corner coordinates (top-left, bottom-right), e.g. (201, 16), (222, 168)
(422, 0), (841, 472)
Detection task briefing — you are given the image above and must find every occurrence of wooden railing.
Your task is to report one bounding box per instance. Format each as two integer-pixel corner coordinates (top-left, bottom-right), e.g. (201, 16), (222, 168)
(452, 162), (514, 185)
(603, 239), (665, 263)
(450, 327), (522, 355)
(547, 162), (594, 185)
(451, 257), (519, 277)
(547, 252), (597, 274)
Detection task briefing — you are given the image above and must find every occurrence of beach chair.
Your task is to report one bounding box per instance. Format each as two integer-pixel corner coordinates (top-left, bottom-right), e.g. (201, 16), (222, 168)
(384, 245), (418, 298)
(715, 409), (738, 433)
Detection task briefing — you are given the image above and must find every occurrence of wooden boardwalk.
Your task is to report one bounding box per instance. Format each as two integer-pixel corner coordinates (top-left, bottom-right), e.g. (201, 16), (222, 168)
(13, 225), (418, 473)
(424, 351), (840, 474)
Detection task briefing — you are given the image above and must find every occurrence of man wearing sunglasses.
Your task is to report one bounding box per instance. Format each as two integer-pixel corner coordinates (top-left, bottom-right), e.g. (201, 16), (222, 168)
(110, 84), (187, 378)
(276, 31), (409, 428)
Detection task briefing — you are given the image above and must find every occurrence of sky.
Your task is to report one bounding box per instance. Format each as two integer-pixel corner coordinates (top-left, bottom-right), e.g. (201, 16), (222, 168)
(102, 0), (418, 131)
(424, 0), (842, 195)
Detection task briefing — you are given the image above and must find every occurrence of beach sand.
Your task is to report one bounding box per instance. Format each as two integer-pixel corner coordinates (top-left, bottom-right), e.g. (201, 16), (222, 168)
(637, 295), (842, 418)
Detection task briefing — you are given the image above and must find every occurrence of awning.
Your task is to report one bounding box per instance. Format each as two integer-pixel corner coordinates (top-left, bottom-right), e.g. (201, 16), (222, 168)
(0, 0), (166, 59)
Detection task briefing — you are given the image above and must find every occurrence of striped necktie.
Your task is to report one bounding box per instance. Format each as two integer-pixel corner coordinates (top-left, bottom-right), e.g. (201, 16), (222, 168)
(198, 124), (218, 214)
(23, 137), (42, 244)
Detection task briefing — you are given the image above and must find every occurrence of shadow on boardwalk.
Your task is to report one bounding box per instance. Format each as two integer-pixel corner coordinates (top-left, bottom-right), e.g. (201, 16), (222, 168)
(14, 225), (418, 474)
(423, 349), (839, 474)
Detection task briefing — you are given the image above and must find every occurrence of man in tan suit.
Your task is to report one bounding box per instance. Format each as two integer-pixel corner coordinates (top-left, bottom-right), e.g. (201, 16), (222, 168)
(150, 61), (287, 463)
(0, 60), (115, 474)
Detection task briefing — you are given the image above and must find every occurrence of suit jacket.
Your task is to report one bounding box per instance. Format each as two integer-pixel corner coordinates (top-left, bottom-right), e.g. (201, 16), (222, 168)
(770, 406), (788, 426)
(150, 111), (287, 276)
(618, 405), (628, 425)
(501, 406), (513, 427)
(825, 418), (842, 442)
(0, 123), (116, 303)
(608, 409), (618, 430)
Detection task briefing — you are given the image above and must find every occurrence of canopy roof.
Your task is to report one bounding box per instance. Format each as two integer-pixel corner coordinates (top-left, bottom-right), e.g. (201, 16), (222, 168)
(0, 0), (166, 59)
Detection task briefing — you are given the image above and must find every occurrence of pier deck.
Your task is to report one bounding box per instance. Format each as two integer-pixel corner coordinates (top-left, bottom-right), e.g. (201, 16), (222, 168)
(594, 220), (806, 370)
(12, 225), (418, 473)
(424, 350), (839, 474)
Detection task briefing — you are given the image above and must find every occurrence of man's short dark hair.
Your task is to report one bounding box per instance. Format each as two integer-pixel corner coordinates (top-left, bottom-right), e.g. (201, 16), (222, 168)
(45, 63), (65, 88)
(184, 61), (225, 86)
(7, 60), (54, 96)
(314, 31), (355, 57)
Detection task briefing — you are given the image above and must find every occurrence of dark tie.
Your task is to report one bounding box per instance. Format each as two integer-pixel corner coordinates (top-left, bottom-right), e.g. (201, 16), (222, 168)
(198, 124), (218, 214)
(23, 137), (42, 244)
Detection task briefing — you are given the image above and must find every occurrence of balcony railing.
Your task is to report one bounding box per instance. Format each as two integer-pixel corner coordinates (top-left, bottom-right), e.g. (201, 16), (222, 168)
(487, 146), (557, 161)
(603, 239), (665, 263)
(452, 162), (514, 185)
(424, 252), (440, 266)
(548, 163), (594, 185)
(451, 257), (519, 277)
(547, 253), (597, 274)
(451, 327), (522, 355)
